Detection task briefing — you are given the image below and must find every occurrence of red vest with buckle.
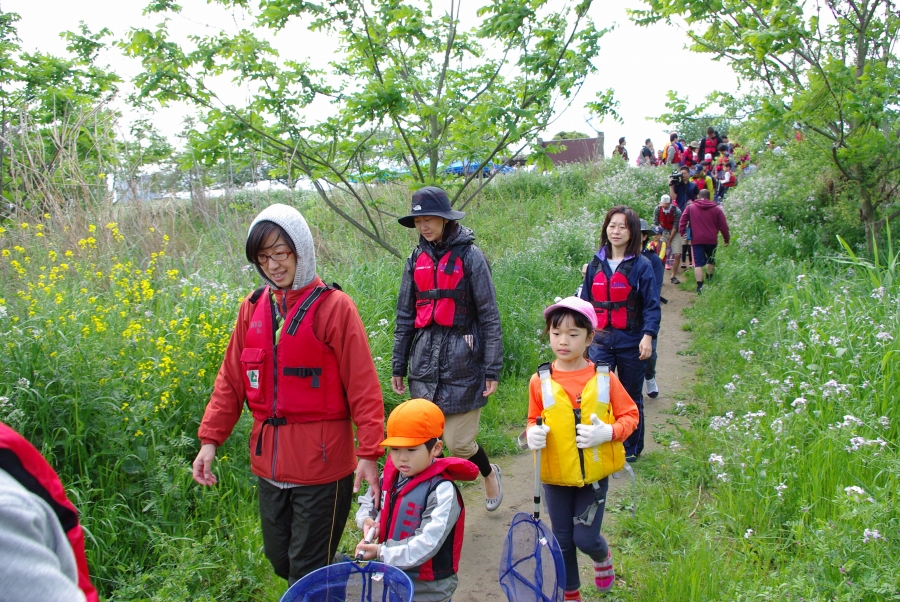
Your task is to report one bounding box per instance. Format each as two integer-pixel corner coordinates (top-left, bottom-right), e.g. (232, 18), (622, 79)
(413, 247), (468, 328)
(377, 456), (477, 582)
(589, 257), (641, 331)
(0, 423), (100, 602)
(658, 206), (677, 231)
(241, 285), (349, 456)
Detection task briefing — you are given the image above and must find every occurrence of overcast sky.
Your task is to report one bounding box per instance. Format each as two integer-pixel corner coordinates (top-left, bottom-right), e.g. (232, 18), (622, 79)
(6, 0), (741, 158)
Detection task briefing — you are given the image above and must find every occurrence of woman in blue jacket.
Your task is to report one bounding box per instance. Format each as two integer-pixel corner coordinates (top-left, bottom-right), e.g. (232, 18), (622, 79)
(580, 205), (661, 461)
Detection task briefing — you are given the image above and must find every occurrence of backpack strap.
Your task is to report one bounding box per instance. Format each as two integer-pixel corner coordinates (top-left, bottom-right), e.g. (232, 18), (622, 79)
(285, 286), (331, 336)
(249, 286), (267, 304)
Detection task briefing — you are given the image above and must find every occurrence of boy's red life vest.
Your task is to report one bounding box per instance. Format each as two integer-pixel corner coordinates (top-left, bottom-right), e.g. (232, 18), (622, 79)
(0, 423), (100, 602)
(413, 246), (468, 328)
(703, 136), (719, 157)
(681, 149), (696, 167)
(589, 256), (640, 331)
(241, 285), (349, 456)
(378, 456), (478, 582)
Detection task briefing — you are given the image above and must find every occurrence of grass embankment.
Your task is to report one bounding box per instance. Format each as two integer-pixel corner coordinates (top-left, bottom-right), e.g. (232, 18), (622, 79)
(0, 160), (665, 600)
(603, 159), (899, 601)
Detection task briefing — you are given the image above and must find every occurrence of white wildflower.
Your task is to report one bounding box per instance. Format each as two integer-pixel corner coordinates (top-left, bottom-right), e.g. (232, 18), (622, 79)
(791, 397), (807, 413)
(0, 305), (7, 319)
(378, 318), (389, 327)
(709, 453), (725, 466)
(750, 318), (759, 326)
(744, 528), (754, 539)
(870, 287), (885, 300)
(878, 416), (890, 429)
(16, 378), (29, 388)
(862, 529), (883, 543)
(710, 415), (731, 431)
(775, 482), (787, 498)
(844, 485), (866, 498)
(736, 329), (747, 338)
(716, 472), (729, 482)
(740, 349), (754, 361)
(669, 441), (681, 450)
(875, 331), (894, 342)
(723, 382), (736, 393)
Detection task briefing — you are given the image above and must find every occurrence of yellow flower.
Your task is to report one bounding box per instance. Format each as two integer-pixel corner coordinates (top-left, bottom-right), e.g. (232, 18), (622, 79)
(20, 222), (28, 229)
(88, 224), (96, 233)
(134, 430), (143, 436)
(1, 250), (9, 257)
(65, 250), (73, 258)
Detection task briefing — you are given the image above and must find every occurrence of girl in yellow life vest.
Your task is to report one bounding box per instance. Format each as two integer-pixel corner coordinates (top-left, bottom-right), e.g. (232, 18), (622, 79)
(525, 297), (638, 601)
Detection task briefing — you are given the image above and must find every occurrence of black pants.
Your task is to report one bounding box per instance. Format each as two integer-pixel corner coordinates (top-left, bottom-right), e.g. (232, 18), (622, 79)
(257, 473), (353, 584)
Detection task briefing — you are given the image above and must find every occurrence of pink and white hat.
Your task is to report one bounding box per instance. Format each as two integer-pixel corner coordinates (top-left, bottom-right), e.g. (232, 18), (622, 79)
(543, 296), (598, 330)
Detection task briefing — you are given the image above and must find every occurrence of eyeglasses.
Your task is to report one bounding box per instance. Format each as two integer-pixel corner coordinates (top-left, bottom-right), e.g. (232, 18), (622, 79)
(256, 250), (293, 264)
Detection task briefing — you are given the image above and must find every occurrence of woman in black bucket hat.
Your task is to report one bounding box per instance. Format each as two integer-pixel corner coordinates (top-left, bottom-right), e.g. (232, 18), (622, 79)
(391, 186), (505, 511)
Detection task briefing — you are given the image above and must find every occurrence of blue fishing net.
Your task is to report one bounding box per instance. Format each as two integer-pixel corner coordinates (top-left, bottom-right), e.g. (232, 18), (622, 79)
(279, 560), (414, 602)
(499, 511), (566, 602)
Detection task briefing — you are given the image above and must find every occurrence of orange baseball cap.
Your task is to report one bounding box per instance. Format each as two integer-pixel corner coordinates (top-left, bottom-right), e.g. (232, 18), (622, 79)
(380, 398), (445, 447)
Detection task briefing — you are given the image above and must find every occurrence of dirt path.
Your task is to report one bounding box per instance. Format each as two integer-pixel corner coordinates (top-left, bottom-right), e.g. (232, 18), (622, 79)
(453, 281), (697, 601)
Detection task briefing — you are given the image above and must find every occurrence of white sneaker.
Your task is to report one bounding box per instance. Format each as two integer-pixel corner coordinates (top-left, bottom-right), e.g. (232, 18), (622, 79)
(645, 378), (659, 399)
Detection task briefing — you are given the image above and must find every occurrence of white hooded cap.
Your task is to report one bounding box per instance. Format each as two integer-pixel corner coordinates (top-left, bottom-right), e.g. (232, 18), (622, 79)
(247, 204), (316, 289)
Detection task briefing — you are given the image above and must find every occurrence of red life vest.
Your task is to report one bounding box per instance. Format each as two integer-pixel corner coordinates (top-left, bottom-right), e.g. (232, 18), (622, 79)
(0, 423), (99, 602)
(589, 257), (641, 331)
(657, 206), (677, 231)
(703, 137), (719, 157)
(663, 142), (682, 163)
(413, 247), (468, 328)
(682, 150), (696, 167)
(241, 286), (350, 456)
(378, 456), (477, 582)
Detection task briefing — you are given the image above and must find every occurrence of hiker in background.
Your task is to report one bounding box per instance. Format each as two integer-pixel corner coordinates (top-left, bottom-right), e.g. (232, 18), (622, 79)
(613, 137), (628, 162)
(525, 297), (639, 600)
(680, 141), (698, 169)
(392, 187), (505, 512)
(639, 139), (655, 167)
(355, 399), (477, 602)
(0, 422), (100, 602)
(679, 189), (730, 294)
(669, 164), (699, 212)
(662, 133), (683, 165)
(702, 127), (723, 159)
(640, 221), (665, 400)
(580, 205), (660, 463)
(713, 144), (737, 204)
(192, 204), (385, 585)
(653, 194), (683, 285)
(691, 162), (716, 199)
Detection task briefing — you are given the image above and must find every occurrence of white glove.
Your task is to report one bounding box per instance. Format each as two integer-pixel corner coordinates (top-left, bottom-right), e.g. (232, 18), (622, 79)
(526, 424), (551, 450)
(575, 414), (613, 448)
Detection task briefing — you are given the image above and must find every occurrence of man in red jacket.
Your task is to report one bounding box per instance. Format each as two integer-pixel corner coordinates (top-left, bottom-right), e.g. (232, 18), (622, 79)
(192, 203), (385, 584)
(678, 190), (730, 293)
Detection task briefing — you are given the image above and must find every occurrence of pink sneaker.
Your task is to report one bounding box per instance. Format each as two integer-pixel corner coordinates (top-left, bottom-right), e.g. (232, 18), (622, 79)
(564, 589), (582, 601)
(594, 551), (615, 592)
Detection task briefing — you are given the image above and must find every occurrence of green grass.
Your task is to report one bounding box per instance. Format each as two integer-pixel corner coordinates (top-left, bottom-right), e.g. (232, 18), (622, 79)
(1, 157), (896, 600)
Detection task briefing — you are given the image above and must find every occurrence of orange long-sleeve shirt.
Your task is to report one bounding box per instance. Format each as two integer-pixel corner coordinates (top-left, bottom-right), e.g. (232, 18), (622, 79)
(527, 361), (639, 442)
(198, 276), (385, 486)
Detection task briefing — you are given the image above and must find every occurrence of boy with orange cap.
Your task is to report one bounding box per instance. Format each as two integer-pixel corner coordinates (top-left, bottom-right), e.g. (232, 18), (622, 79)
(355, 399), (478, 602)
